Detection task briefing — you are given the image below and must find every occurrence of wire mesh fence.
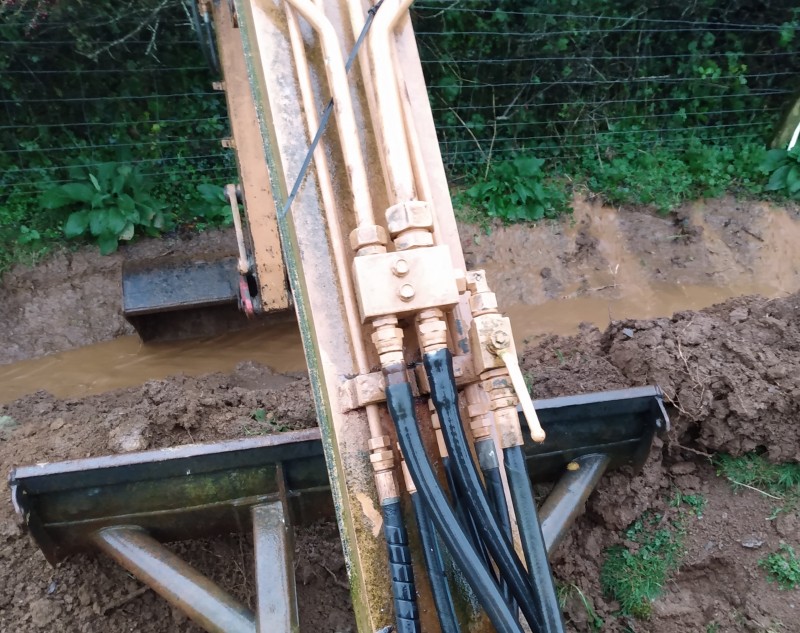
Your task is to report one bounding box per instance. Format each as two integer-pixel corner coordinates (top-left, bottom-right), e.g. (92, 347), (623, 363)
(1, 0), (798, 262)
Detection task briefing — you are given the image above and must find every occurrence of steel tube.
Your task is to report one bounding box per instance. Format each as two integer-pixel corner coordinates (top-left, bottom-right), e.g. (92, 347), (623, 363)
(93, 527), (256, 633)
(282, 0), (376, 228)
(253, 502), (298, 633)
(368, 0), (417, 203)
(539, 454), (611, 555)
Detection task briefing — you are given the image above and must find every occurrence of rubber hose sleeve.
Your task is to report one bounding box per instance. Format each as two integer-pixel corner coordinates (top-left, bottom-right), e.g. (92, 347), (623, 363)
(385, 381), (523, 633)
(504, 445), (566, 633)
(381, 499), (420, 633)
(444, 456), (494, 577)
(410, 492), (460, 633)
(424, 349), (542, 632)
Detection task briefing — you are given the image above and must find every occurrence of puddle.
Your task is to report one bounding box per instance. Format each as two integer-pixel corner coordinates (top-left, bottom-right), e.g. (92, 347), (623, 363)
(0, 321), (306, 404)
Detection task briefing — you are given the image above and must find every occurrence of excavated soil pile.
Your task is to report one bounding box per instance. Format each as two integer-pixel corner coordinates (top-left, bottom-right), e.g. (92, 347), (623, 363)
(1, 292), (799, 632)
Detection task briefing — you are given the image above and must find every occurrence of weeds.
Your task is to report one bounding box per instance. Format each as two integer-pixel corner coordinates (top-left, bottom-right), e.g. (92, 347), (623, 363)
(244, 408), (289, 435)
(601, 492), (702, 619)
(760, 544), (800, 590)
(714, 452), (800, 513)
(557, 583), (604, 631)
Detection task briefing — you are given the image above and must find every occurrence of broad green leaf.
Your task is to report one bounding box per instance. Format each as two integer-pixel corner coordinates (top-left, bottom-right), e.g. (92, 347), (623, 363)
(787, 165), (800, 192)
(64, 211), (90, 238)
(118, 193), (135, 213)
(41, 187), (76, 210)
(61, 183), (95, 203)
(89, 173), (101, 191)
(89, 210), (108, 236)
(106, 208), (127, 235)
(760, 149), (788, 173)
(119, 222), (135, 241)
(766, 164), (791, 191)
(197, 183), (225, 202)
(97, 233), (119, 255)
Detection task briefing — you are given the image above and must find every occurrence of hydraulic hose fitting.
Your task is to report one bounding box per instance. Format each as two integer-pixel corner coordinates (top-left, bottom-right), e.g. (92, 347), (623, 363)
(416, 308), (448, 354)
(368, 434), (398, 502)
(350, 224), (389, 256)
(372, 316), (405, 368)
(386, 200), (434, 251)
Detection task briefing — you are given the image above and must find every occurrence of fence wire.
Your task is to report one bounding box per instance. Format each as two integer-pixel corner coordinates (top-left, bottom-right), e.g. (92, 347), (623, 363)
(0, 1), (798, 208)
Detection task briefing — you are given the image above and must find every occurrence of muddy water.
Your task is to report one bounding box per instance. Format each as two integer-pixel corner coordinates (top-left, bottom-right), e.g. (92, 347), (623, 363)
(0, 321), (307, 404)
(2, 198), (798, 404)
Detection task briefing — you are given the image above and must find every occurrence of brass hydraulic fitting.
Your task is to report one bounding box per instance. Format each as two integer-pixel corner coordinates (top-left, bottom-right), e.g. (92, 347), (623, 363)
(372, 316), (405, 368)
(417, 308), (448, 354)
(349, 224), (388, 256)
(386, 200), (435, 251)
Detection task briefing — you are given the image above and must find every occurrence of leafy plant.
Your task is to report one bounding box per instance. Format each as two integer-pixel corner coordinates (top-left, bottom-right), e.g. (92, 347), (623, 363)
(40, 163), (170, 254)
(760, 147), (800, 199)
(462, 156), (570, 222)
(760, 544), (800, 590)
(192, 183), (234, 229)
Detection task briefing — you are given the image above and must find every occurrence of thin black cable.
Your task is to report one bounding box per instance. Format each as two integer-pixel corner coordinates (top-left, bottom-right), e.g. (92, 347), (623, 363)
(278, 0), (384, 221)
(385, 380), (523, 633)
(424, 349), (543, 632)
(409, 491), (459, 633)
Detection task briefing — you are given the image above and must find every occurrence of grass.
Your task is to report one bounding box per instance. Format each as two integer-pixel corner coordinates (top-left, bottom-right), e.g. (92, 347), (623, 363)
(714, 453), (800, 515)
(557, 582), (604, 631)
(243, 408), (289, 435)
(600, 492), (702, 619)
(760, 544), (800, 590)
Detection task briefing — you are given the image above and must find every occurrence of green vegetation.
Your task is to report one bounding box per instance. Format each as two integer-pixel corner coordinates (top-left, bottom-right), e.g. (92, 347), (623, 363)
(415, 1), (800, 218)
(557, 582), (604, 631)
(0, 1), (235, 271)
(600, 493), (703, 619)
(761, 147), (800, 199)
(246, 408), (289, 434)
(760, 544), (800, 590)
(459, 156), (570, 223)
(714, 453), (800, 513)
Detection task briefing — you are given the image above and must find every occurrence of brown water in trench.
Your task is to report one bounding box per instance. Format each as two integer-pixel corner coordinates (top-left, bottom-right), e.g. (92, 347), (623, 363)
(1, 200), (798, 405)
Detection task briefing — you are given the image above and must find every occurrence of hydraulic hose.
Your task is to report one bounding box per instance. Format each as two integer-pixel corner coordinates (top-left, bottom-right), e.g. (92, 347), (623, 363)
(424, 349), (542, 632)
(443, 455), (493, 576)
(476, 438), (515, 610)
(381, 499), (420, 633)
(504, 445), (566, 633)
(385, 380), (523, 633)
(409, 491), (459, 633)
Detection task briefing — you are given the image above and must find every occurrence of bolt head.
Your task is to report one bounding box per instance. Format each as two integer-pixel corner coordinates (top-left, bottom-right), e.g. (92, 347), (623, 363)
(398, 284), (415, 302)
(392, 258), (410, 277)
(490, 329), (511, 349)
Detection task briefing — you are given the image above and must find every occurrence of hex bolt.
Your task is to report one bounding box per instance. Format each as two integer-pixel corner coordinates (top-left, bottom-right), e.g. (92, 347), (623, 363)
(392, 258), (410, 277)
(398, 284), (415, 302)
(490, 329), (511, 350)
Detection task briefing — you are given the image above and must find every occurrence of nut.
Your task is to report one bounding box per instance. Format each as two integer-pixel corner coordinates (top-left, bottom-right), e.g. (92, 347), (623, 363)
(391, 258), (410, 277)
(398, 284), (415, 302)
(466, 270), (489, 293)
(386, 200), (433, 235)
(349, 224), (388, 252)
(394, 229), (434, 251)
(368, 435), (391, 451)
(490, 329), (511, 350)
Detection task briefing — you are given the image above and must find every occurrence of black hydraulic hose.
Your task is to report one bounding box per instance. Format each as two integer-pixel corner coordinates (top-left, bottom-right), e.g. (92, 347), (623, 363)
(443, 456), (494, 577)
(504, 445), (566, 633)
(424, 349), (542, 632)
(477, 439), (516, 610)
(381, 499), (420, 633)
(385, 380), (523, 633)
(410, 491), (459, 633)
